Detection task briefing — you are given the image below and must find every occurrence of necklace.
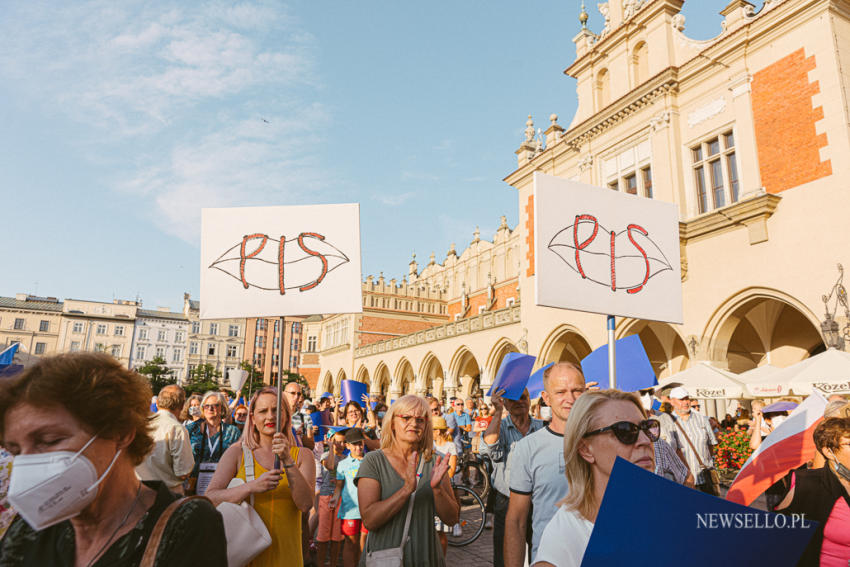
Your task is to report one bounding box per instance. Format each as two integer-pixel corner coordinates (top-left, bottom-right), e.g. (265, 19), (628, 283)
(84, 482), (143, 567)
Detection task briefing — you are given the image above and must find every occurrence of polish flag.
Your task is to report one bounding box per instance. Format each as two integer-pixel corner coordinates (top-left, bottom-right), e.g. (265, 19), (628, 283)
(726, 392), (828, 506)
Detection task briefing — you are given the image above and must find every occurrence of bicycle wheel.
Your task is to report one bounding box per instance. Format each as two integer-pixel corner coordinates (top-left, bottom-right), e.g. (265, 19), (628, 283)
(457, 459), (490, 501)
(447, 485), (486, 547)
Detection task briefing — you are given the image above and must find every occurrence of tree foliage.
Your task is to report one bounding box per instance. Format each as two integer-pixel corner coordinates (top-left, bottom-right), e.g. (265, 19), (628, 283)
(136, 356), (175, 395)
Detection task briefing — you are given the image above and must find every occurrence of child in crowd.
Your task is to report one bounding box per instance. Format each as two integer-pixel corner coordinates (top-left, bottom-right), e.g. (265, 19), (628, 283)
(432, 416), (458, 555)
(316, 430), (346, 567)
(334, 428), (368, 567)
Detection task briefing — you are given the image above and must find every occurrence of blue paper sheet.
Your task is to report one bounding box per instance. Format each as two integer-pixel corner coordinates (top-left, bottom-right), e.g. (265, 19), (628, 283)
(580, 334), (657, 392)
(527, 363), (552, 399)
(581, 458), (817, 567)
(487, 353), (536, 400)
(341, 379), (368, 408)
(312, 410), (328, 442)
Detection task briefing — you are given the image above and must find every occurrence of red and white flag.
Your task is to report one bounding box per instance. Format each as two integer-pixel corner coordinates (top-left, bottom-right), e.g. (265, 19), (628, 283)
(726, 392), (828, 506)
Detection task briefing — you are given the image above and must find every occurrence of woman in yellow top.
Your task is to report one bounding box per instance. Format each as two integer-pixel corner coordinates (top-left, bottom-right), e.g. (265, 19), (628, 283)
(207, 386), (316, 566)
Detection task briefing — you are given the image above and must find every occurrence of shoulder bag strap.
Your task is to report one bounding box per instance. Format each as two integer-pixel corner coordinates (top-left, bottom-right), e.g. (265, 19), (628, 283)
(243, 444), (256, 506)
(673, 416), (708, 470)
(140, 495), (211, 567)
(398, 457), (426, 550)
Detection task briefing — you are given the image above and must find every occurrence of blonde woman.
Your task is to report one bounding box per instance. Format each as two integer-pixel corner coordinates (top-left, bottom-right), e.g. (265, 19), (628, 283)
(206, 387), (316, 566)
(356, 395), (459, 566)
(533, 390), (659, 567)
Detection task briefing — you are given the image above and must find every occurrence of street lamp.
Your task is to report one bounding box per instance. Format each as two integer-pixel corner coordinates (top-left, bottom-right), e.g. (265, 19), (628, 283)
(821, 264), (850, 350)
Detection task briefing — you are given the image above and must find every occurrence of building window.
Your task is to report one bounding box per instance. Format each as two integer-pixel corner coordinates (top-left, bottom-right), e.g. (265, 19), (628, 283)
(290, 338), (300, 351)
(192, 321), (200, 334)
(692, 130), (739, 214)
(39, 320), (49, 332)
(292, 322), (301, 333)
(70, 341), (81, 352)
(228, 324), (239, 337)
(641, 167), (653, 199)
(155, 346), (165, 358)
(274, 320), (280, 332)
(13, 318), (24, 330)
(94, 343), (106, 352)
(35, 342), (46, 354)
(226, 345), (237, 358)
(173, 348), (183, 363)
(603, 142), (652, 198)
(290, 355), (298, 368)
(253, 353), (262, 366)
(255, 336), (264, 348)
(624, 173), (637, 195)
(272, 354), (279, 367)
(307, 336), (317, 352)
(189, 341), (199, 355)
(139, 329), (148, 340)
(111, 345), (121, 358)
(256, 319), (266, 331)
(209, 323), (218, 335)
(175, 331), (185, 342)
(136, 345), (146, 360)
(114, 325), (124, 336)
(157, 330), (167, 342)
(72, 322), (84, 334)
(207, 343), (216, 356)
(96, 324), (107, 335)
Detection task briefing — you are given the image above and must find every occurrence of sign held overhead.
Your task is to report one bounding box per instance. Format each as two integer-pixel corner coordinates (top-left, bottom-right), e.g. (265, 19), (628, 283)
(533, 173), (683, 324)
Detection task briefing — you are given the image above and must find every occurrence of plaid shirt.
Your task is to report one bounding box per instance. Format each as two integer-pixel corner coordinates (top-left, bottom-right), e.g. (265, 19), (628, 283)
(654, 439), (689, 484)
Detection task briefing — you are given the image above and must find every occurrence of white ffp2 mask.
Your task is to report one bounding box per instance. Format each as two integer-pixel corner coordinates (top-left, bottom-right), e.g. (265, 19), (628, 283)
(7, 435), (121, 531)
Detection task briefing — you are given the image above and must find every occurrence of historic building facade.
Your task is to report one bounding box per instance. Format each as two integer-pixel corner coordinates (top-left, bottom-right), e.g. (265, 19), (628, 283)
(0, 294), (64, 356)
(55, 298), (140, 367)
(306, 0), (850, 414)
(243, 316), (307, 384)
(183, 293), (245, 382)
(128, 308), (190, 383)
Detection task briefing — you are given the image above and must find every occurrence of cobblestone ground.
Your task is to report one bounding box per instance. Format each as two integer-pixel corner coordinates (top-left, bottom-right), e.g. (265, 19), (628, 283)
(445, 525), (494, 566)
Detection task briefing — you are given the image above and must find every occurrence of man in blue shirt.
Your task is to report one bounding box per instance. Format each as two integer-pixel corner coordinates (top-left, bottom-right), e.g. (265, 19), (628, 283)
(444, 397), (472, 455)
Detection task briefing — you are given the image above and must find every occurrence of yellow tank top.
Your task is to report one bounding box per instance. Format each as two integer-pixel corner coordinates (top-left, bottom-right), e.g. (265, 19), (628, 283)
(236, 447), (302, 567)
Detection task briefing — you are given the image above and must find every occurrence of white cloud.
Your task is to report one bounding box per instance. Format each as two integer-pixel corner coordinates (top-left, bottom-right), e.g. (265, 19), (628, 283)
(373, 191), (415, 207)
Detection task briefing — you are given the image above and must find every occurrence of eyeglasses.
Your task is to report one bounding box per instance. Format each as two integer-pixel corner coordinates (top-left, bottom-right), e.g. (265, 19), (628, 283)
(285, 390), (304, 398)
(395, 414), (427, 425)
(431, 407), (441, 414)
(202, 404), (221, 411)
(584, 419), (660, 445)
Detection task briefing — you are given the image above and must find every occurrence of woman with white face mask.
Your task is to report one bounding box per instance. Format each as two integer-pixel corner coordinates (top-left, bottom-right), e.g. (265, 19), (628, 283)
(181, 394), (203, 426)
(0, 353), (226, 567)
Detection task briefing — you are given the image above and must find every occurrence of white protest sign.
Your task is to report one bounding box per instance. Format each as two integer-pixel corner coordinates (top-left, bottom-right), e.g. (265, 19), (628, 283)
(200, 204), (363, 319)
(228, 368), (249, 392)
(533, 172), (683, 324)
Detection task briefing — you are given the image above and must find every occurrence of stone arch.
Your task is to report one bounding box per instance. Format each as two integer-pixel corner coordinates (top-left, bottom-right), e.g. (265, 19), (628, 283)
(355, 364), (370, 388)
(393, 357), (416, 396)
(703, 288), (824, 373)
(485, 338), (519, 383)
(617, 319), (690, 380)
(537, 325), (594, 367)
(448, 346), (482, 400)
(596, 68), (610, 110)
(418, 352), (444, 398)
(319, 371), (333, 396)
(334, 369), (348, 395)
(374, 362), (391, 398)
(632, 41), (648, 85)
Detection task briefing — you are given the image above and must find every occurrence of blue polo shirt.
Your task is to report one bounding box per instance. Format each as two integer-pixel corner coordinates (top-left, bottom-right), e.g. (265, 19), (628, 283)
(444, 410), (472, 453)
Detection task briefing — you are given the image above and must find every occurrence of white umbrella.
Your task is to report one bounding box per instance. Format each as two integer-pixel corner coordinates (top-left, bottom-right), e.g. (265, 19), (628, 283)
(657, 362), (750, 399)
(771, 348), (850, 396)
(737, 364), (788, 397)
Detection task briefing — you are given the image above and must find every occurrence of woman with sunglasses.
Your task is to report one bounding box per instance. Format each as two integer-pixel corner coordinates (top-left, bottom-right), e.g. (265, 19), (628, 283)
(533, 390), (658, 567)
(185, 390), (241, 495)
(355, 395), (459, 566)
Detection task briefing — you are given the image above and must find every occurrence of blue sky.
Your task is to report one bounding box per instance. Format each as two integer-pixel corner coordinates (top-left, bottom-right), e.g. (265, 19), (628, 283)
(0, 1), (763, 311)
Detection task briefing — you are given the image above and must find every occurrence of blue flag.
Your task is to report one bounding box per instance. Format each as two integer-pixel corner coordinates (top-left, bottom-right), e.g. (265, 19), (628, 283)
(487, 353), (536, 400)
(0, 343), (20, 367)
(581, 458), (817, 566)
(580, 335), (656, 391)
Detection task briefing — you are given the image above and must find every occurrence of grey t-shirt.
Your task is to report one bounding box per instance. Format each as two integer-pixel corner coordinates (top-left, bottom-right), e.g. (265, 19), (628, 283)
(354, 450), (444, 567)
(319, 451), (338, 496)
(509, 427), (569, 563)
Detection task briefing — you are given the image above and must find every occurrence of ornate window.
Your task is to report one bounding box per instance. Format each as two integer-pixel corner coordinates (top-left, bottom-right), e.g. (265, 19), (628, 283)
(692, 130), (739, 214)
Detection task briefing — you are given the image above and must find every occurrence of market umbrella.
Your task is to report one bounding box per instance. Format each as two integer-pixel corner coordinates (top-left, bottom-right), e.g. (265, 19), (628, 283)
(771, 348), (850, 396)
(737, 364), (788, 397)
(656, 362), (750, 399)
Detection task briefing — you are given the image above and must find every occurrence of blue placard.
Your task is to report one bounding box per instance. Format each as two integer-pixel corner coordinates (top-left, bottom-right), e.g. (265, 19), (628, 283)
(312, 410), (328, 442)
(487, 353), (536, 400)
(580, 334), (656, 391)
(581, 458), (817, 566)
(341, 379), (368, 408)
(527, 363), (552, 399)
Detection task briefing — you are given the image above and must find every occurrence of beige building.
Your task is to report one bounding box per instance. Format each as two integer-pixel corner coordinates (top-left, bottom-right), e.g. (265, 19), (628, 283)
(182, 293), (245, 382)
(0, 294), (64, 356)
(307, 0), (850, 416)
(56, 298), (140, 367)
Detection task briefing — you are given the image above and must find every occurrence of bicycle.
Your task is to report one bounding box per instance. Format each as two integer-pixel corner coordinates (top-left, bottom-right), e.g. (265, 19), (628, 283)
(455, 449), (491, 503)
(447, 484), (486, 547)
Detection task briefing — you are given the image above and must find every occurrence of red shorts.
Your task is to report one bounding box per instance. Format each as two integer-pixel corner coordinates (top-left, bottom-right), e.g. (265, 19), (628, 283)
(341, 519), (368, 536)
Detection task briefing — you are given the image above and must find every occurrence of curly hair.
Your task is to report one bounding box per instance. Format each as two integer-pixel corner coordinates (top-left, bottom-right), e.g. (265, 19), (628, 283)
(0, 352), (155, 465)
(813, 417), (850, 456)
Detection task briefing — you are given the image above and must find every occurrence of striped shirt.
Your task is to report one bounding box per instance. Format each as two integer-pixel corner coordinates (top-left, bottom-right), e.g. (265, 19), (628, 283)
(653, 439), (689, 484)
(672, 411), (717, 485)
(479, 414), (544, 497)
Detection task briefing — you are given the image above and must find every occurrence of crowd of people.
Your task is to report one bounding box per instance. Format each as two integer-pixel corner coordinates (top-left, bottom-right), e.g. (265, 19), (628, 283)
(0, 352), (848, 566)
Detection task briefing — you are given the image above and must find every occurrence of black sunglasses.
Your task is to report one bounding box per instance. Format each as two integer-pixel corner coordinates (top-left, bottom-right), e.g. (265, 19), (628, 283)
(584, 419), (660, 445)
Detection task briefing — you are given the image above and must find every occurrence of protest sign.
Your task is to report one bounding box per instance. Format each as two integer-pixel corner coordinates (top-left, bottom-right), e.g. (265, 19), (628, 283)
(312, 410), (328, 443)
(341, 380), (368, 408)
(581, 458), (817, 566)
(487, 353), (536, 400)
(581, 335), (656, 391)
(534, 172), (683, 324)
(527, 363), (551, 399)
(228, 368), (249, 392)
(200, 204), (363, 319)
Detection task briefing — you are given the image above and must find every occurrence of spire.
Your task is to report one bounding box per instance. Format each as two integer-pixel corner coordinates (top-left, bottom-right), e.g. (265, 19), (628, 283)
(579, 1), (589, 29)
